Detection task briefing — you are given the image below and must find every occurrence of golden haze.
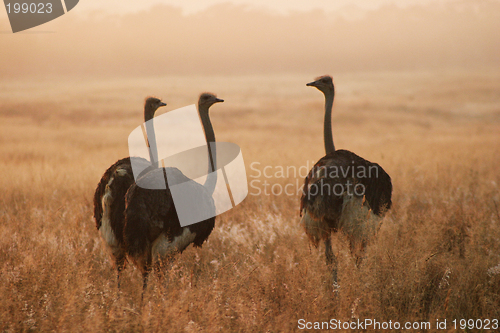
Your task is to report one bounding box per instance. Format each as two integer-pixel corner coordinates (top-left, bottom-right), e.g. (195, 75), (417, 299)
(0, 71), (499, 330)
(0, 2), (499, 77)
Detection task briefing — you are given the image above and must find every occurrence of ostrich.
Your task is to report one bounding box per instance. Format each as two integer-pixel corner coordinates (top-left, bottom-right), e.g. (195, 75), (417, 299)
(123, 93), (223, 295)
(300, 75), (392, 282)
(93, 97), (166, 288)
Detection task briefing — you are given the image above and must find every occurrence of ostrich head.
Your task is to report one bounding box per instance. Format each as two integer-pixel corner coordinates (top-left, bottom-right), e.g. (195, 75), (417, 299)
(306, 75), (334, 95)
(144, 97), (167, 121)
(198, 93), (224, 114)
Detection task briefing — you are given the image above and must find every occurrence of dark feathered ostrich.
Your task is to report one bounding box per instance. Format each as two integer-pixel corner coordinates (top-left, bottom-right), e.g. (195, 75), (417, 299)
(93, 97), (166, 288)
(300, 76), (392, 282)
(123, 93), (223, 295)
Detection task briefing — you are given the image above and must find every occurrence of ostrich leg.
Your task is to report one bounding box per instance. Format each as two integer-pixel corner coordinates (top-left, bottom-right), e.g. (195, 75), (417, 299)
(324, 237), (338, 283)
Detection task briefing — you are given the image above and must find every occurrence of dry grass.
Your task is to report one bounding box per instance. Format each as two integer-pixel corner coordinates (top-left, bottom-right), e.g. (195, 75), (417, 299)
(1, 71), (500, 332)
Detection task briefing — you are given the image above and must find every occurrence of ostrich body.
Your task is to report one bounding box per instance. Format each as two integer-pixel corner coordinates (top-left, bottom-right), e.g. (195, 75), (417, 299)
(123, 93), (223, 293)
(93, 97), (166, 287)
(300, 76), (392, 281)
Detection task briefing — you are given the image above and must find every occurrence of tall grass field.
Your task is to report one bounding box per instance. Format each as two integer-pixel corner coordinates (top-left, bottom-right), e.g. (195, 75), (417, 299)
(0, 71), (499, 332)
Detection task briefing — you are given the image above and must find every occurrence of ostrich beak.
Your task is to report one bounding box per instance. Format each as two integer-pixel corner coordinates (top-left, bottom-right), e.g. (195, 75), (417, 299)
(215, 98), (224, 103)
(306, 81), (317, 87)
(159, 102), (167, 107)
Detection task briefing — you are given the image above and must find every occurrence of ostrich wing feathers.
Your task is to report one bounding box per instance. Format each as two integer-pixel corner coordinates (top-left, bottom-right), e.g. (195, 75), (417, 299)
(301, 149), (392, 220)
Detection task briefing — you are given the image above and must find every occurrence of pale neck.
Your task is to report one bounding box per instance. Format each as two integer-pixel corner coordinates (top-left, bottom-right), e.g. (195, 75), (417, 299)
(323, 90), (335, 155)
(144, 107), (158, 168)
(144, 107), (155, 123)
(199, 106), (217, 194)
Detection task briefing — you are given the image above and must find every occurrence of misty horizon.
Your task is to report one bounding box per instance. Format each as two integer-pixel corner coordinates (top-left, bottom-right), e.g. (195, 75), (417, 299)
(1, 1), (499, 78)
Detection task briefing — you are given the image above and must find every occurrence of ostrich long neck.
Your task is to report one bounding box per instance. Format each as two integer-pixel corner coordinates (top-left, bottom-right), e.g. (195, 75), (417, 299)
(323, 89), (335, 154)
(199, 107), (217, 195)
(144, 107), (158, 168)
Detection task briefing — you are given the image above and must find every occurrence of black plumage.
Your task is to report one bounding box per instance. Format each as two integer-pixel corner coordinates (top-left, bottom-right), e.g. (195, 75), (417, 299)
(300, 149), (392, 245)
(300, 76), (392, 281)
(92, 97), (166, 287)
(123, 93), (223, 295)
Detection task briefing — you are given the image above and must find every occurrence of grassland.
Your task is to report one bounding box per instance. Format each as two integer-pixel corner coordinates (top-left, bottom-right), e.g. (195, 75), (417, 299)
(0, 70), (499, 332)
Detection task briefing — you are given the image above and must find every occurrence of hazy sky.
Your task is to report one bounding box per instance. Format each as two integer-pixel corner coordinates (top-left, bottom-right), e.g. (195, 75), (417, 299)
(77, 0), (460, 15)
(1, 0), (498, 77)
